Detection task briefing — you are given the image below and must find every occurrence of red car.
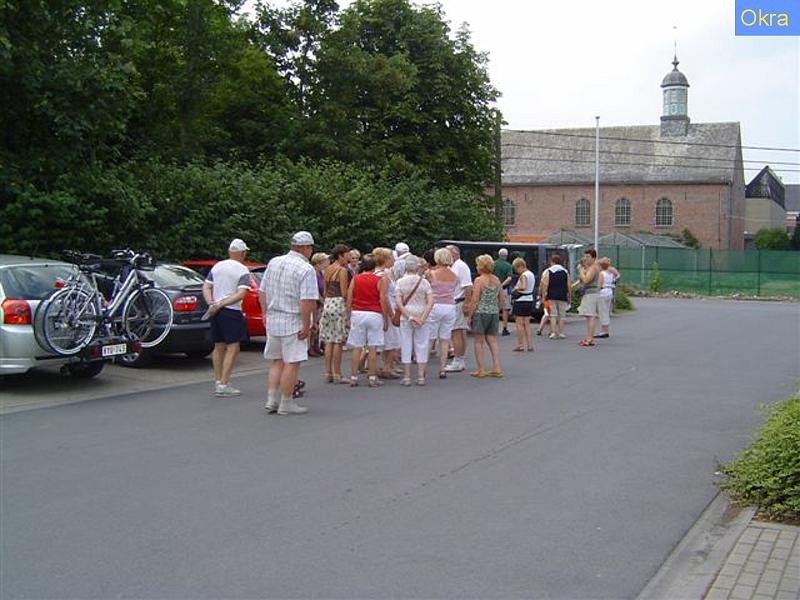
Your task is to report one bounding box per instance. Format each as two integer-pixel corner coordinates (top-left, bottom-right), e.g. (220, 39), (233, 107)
(181, 260), (266, 338)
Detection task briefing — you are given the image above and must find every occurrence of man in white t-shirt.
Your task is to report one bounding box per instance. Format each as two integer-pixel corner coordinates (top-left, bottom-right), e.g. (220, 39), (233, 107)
(203, 238), (252, 397)
(445, 244), (473, 372)
(259, 231), (319, 415)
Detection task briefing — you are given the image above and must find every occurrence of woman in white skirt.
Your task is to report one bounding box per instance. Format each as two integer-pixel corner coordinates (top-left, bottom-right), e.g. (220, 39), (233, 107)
(395, 255), (434, 386)
(595, 257), (620, 339)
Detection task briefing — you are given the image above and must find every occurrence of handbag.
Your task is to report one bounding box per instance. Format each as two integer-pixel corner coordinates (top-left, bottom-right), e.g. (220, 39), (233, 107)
(392, 275), (423, 326)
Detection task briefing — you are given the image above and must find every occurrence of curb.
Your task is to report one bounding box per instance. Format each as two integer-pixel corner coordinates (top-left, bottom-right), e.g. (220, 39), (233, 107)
(637, 493), (756, 600)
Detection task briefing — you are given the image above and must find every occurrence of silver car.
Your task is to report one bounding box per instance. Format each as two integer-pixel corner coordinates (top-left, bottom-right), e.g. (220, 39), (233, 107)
(0, 255), (105, 377)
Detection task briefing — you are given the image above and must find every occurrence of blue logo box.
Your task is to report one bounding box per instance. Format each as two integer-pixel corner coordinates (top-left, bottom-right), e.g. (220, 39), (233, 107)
(735, 0), (798, 35)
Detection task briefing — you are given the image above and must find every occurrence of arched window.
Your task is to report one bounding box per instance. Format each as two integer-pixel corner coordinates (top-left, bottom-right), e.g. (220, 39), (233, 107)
(615, 198), (631, 226)
(656, 197), (673, 227)
(575, 198), (591, 227)
(503, 198), (515, 226)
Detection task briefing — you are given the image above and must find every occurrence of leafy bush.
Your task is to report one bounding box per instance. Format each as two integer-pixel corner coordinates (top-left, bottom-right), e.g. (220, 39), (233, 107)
(0, 158), (502, 262)
(613, 285), (634, 311)
(754, 228), (790, 251)
(648, 262), (661, 292)
(719, 396), (800, 520)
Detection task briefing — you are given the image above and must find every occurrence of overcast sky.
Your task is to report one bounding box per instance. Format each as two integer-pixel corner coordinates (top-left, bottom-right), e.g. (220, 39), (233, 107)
(246, 0), (800, 183)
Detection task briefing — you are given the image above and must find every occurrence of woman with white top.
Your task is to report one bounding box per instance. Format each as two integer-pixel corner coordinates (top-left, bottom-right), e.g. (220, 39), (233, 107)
(596, 257), (620, 339)
(395, 255), (434, 386)
(511, 257), (535, 352)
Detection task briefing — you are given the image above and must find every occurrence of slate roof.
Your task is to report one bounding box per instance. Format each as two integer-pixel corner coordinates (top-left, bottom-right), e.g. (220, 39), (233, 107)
(502, 122), (742, 186)
(785, 185), (800, 212)
(746, 166), (785, 208)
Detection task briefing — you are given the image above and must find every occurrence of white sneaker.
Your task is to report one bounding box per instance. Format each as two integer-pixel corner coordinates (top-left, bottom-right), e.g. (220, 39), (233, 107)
(215, 384), (241, 397)
(558, 333), (567, 339)
(264, 396), (280, 413)
(277, 400), (309, 415)
(548, 333), (558, 340)
(444, 358), (464, 372)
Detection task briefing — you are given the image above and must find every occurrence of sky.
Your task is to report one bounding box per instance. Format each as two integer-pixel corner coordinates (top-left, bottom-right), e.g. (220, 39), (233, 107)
(245, 0), (800, 183)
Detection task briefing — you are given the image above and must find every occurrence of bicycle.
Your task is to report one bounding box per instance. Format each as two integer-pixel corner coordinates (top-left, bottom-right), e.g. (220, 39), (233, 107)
(34, 249), (174, 356)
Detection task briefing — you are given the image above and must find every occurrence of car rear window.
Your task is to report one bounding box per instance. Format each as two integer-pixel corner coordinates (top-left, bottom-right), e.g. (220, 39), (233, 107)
(153, 265), (206, 288)
(0, 264), (77, 300)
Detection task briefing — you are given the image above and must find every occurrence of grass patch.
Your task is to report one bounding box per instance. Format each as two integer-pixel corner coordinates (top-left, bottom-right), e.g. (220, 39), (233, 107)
(718, 395), (800, 522)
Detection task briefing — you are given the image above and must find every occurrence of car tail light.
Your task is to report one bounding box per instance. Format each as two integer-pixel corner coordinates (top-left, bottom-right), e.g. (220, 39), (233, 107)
(173, 295), (199, 312)
(2, 299), (32, 325)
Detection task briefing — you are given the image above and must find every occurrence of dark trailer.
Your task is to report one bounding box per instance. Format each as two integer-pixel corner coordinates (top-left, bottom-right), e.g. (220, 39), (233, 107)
(435, 240), (582, 278)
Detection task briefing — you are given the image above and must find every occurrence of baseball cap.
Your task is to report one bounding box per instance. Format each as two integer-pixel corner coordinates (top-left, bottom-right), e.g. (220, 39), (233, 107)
(394, 242), (410, 256)
(229, 238), (249, 252)
(291, 231), (315, 246)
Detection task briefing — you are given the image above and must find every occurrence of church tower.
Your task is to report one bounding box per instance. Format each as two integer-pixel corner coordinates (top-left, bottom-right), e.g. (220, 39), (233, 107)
(660, 54), (690, 137)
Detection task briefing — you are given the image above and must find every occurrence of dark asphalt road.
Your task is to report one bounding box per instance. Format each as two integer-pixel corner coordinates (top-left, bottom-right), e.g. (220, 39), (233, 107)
(2, 298), (798, 599)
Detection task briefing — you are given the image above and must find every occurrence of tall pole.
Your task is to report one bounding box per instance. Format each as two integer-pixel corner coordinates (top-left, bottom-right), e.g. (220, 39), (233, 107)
(594, 116), (600, 251)
(494, 110), (503, 227)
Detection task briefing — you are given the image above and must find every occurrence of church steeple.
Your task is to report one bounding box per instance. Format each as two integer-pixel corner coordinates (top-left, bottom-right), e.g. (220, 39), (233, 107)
(660, 51), (690, 137)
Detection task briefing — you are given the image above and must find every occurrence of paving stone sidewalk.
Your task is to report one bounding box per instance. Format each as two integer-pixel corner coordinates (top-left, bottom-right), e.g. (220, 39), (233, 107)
(705, 520), (800, 600)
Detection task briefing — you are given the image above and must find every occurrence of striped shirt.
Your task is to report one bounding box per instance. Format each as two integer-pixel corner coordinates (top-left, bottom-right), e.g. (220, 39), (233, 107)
(259, 250), (319, 336)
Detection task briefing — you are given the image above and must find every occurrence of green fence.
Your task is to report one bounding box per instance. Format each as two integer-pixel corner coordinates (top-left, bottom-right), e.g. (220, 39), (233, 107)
(596, 246), (800, 298)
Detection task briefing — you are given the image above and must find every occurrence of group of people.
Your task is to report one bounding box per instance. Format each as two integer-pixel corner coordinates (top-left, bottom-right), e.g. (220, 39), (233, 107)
(202, 234), (620, 416)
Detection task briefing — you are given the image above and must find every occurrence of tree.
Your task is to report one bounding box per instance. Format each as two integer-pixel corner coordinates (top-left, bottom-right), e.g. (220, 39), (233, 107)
(299, 0), (498, 190)
(753, 228), (791, 251)
(790, 222), (800, 251)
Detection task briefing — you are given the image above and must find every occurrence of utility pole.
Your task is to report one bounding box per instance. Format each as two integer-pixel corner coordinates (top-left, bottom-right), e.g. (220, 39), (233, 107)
(494, 110), (503, 227)
(594, 116), (600, 250)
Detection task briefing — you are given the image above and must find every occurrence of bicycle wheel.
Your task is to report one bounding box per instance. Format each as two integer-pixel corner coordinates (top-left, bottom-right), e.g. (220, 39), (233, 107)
(37, 288), (99, 355)
(122, 287), (173, 348)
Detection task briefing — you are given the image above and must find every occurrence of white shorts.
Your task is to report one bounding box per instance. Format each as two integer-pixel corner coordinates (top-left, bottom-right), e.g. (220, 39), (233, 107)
(399, 319), (432, 364)
(264, 333), (308, 363)
(502, 289), (512, 311)
(428, 303), (456, 340)
(383, 322), (401, 351)
(452, 301), (469, 330)
(347, 311), (384, 348)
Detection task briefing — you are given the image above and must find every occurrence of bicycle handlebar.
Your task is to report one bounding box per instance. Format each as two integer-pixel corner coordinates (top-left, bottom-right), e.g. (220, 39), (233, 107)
(62, 249), (157, 270)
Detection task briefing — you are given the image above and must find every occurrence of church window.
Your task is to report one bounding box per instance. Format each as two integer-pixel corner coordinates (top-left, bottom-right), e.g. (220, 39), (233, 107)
(575, 198), (591, 227)
(503, 198), (515, 226)
(615, 198), (631, 226)
(656, 198), (673, 227)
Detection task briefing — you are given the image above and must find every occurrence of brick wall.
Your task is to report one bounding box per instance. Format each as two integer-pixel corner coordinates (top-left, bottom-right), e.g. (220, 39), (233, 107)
(502, 183), (744, 249)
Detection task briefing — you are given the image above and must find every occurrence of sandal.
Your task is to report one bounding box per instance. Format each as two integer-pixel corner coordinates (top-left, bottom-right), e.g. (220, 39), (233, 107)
(438, 370), (447, 379)
(578, 339), (595, 347)
(416, 378), (426, 386)
(487, 371), (504, 378)
(368, 376), (383, 388)
(470, 370), (487, 378)
(512, 347), (525, 352)
(324, 373), (334, 383)
(349, 376), (359, 387)
(401, 378), (412, 387)
(331, 374), (342, 384)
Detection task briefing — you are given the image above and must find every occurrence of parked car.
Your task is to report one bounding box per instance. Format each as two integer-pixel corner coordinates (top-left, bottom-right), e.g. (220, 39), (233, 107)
(181, 259), (266, 338)
(0, 255), (107, 377)
(114, 264), (214, 367)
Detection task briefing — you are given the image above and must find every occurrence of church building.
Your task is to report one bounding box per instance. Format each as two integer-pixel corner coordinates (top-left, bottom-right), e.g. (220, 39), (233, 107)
(500, 56), (746, 250)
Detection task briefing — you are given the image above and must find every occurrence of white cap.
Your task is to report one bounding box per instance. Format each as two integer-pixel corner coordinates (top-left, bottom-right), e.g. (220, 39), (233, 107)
(291, 231), (315, 246)
(229, 238), (249, 252)
(394, 242), (410, 256)
(498, 248), (508, 257)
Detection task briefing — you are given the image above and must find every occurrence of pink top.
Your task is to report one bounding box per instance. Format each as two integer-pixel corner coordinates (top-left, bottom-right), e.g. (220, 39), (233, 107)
(430, 280), (458, 305)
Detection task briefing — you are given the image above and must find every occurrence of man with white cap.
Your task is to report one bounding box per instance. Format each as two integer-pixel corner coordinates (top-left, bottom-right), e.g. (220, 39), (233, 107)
(493, 248), (514, 336)
(203, 238), (252, 397)
(259, 231), (319, 415)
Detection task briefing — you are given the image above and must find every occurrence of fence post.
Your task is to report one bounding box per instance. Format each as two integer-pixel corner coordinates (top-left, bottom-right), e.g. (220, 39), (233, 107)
(708, 248), (713, 295)
(756, 250), (761, 296)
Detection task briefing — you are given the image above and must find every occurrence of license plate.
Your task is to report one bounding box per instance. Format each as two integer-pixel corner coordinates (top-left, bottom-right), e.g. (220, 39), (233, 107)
(101, 343), (128, 357)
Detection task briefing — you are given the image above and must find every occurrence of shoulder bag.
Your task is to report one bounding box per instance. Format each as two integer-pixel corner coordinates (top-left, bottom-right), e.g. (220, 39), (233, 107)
(392, 276), (423, 327)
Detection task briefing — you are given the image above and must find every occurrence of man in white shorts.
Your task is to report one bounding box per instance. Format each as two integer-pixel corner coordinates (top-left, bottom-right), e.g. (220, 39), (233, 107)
(259, 231), (319, 415)
(445, 244), (473, 372)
